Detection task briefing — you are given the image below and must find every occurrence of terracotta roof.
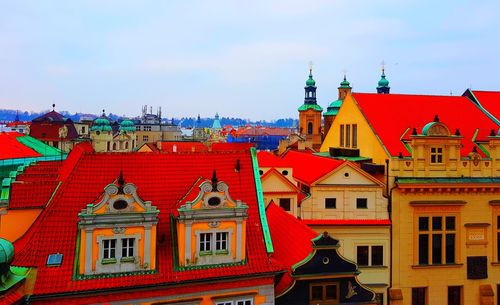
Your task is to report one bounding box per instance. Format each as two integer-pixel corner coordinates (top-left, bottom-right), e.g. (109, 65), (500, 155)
(301, 219), (391, 226)
(352, 93), (499, 157)
(11, 147), (282, 297)
(0, 289), (24, 305)
(257, 151), (291, 167)
(469, 90), (500, 123)
(0, 132), (42, 160)
(158, 141), (208, 153)
(266, 202), (317, 295)
(281, 150), (344, 185)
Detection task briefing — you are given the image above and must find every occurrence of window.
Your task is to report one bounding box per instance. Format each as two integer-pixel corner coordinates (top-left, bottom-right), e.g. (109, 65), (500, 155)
(279, 198), (291, 211)
(307, 122), (313, 135)
(112, 142), (117, 150)
(325, 198), (336, 209)
(107, 142), (110, 151)
(375, 293), (384, 305)
(430, 147), (443, 164)
(418, 216), (456, 265)
(346, 124), (351, 147)
(121, 238), (134, 258)
(356, 198), (368, 209)
(340, 125), (345, 147)
(143, 135), (149, 142)
(357, 245), (384, 266)
(352, 124), (357, 148)
(497, 216), (500, 261)
(310, 283), (339, 305)
(103, 239), (116, 259)
(200, 233), (212, 253)
(412, 287), (427, 305)
(448, 286), (462, 305)
(215, 232), (228, 252)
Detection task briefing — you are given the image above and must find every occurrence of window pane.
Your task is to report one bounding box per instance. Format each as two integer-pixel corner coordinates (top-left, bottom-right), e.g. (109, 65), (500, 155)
(432, 217), (442, 230)
(311, 286), (323, 300)
(419, 234), (429, 265)
(446, 234), (455, 264)
(412, 287), (426, 305)
(352, 124), (358, 148)
(279, 198), (291, 211)
(356, 198), (368, 209)
(325, 285), (337, 300)
(372, 246), (384, 266)
(340, 125), (344, 147)
(357, 246), (369, 266)
(325, 198), (336, 209)
(346, 125), (351, 147)
(446, 217), (455, 230)
(419, 217), (429, 231)
(432, 234), (442, 264)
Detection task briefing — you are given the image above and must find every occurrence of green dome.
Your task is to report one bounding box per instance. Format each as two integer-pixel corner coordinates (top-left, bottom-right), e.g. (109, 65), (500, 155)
(377, 71), (389, 88)
(339, 76), (351, 88)
(0, 238), (14, 265)
(119, 119), (135, 132)
(324, 99), (343, 116)
(305, 70), (316, 87)
(91, 115), (112, 132)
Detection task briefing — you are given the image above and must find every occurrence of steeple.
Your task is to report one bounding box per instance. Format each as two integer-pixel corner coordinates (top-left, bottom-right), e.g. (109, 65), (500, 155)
(304, 63), (317, 105)
(376, 63), (390, 94)
(338, 73), (352, 100)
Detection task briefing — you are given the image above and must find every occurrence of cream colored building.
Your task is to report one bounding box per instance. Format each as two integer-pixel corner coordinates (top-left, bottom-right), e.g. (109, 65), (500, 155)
(90, 116), (136, 152)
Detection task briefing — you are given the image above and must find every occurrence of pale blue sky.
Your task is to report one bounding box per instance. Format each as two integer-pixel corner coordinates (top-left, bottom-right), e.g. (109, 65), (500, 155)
(0, 0), (499, 120)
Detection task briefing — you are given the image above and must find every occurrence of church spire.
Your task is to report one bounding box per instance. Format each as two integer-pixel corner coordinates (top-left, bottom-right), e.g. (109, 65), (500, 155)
(376, 62), (390, 94)
(304, 63), (317, 105)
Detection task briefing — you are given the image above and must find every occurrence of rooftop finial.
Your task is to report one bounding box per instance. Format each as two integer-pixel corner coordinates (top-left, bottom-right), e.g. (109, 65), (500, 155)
(117, 170), (125, 193)
(381, 60), (385, 75)
(308, 61), (313, 75)
(211, 170), (218, 191)
(102, 109), (106, 117)
(52, 103), (56, 111)
(434, 114), (439, 122)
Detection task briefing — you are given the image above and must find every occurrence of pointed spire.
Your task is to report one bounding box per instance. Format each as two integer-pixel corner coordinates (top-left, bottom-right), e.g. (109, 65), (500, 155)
(117, 170), (125, 194)
(211, 170), (218, 191)
(102, 109), (106, 117)
(434, 114), (439, 122)
(376, 61), (390, 94)
(52, 104), (56, 111)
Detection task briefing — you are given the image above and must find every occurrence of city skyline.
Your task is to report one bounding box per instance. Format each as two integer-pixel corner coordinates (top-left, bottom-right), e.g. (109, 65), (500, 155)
(1, 0), (499, 120)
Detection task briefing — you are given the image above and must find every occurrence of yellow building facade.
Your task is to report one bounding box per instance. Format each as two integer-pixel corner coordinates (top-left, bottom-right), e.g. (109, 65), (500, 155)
(390, 121), (500, 305)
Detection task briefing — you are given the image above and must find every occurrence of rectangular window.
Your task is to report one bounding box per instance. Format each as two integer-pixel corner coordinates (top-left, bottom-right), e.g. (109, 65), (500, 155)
(279, 198), (291, 211)
(325, 198), (336, 209)
(121, 238), (134, 258)
(430, 147), (443, 164)
(497, 216), (500, 262)
(143, 135), (149, 142)
(448, 286), (462, 305)
(418, 215), (456, 265)
(309, 283), (339, 305)
(375, 293), (384, 305)
(200, 233), (212, 252)
(357, 246), (369, 266)
(216, 300), (253, 305)
(340, 125), (345, 147)
(352, 124), (358, 148)
(216, 232), (228, 251)
(412, 287), (427, 305)
(103, 239), (116, 259)
(356, 198), (368, 209)
(346, 124), (351, 147)
(357, 245), (384, 266)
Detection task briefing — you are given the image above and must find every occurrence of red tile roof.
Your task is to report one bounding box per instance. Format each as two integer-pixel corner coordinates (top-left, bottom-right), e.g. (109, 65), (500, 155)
(0, 132), (42, 160)
(281, 150), (344, 185)
(301, 219), (391, 226)
(0, 289), (24, 305)
(29, 122), (79, 141)
(11, 147), (283, 298)
(257, 151), (291, 167)
(158, 141), (208, 153)
(469, 90), (500, 123)
(266, 202), (318, 295)
(352, 93), (499, 157)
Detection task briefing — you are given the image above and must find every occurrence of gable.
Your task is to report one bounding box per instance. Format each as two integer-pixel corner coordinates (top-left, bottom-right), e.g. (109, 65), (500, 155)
(315, 163), (382, 186)
(261, 170), (298, 193)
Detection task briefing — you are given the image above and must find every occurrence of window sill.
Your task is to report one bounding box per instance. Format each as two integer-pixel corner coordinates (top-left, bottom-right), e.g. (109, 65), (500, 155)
(120, 257), (136, 263)
(199, 251), (213, 256)
(101, 258), (117, 265)
(491, 262), (500, 266)
(412, 263), (463, 269)
(215, 250), (229, 255)
(358, 265), (388, 269)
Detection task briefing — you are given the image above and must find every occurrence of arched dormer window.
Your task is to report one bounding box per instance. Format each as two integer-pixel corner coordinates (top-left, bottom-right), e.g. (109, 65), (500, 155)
(77, 172), (159, 277)
(176, 171), (248, 268)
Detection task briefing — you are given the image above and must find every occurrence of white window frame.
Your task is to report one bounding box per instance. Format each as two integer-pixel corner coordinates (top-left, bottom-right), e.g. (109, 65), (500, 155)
(121, 237), (135, 258)
(199, 232), (212, 253)
(103, 239), (116, 259)
(215, 232), (228, 251)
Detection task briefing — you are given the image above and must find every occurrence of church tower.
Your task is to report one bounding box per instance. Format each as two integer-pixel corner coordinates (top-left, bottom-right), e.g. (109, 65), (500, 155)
(324, 75), (352, 137)
(376, 65), (390, 94)
(298, 65), (323, 147)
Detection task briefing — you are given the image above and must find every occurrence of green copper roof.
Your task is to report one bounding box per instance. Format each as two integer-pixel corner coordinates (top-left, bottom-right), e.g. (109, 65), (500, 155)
(298, 104), (323, 112)
(119, 119), (135, 132)
(421, 122), (437, 135)
(324, 99), (343, 116)
(377, 70), (389, 88)
(212, 113), (222, 130)
(0, 238), (14, 265)
(305, 69), (316, 87)
(339, 75), (351, 88)
(91, 116), (112, 132)
(17, 135), (64, 157)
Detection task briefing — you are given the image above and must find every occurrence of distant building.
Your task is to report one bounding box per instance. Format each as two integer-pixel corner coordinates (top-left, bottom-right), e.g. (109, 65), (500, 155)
(135, 105), (182, 147)
(297, 66), (322, 148)
(89, 111), (136, 152)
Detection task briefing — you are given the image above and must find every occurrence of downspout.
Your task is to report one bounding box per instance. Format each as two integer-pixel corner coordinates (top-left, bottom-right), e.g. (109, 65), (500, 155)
(386, 158), (395, 305)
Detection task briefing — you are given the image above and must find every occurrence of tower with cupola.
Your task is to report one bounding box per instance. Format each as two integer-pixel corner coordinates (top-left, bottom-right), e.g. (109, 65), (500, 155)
(376, 65), (390, 94)
(298, 65), (323, 146)
(324, 75), (352, 136)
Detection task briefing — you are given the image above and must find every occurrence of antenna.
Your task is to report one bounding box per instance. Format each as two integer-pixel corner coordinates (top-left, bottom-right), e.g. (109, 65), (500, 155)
(380, 60), (385, 73)
(308, 61), (313, 73)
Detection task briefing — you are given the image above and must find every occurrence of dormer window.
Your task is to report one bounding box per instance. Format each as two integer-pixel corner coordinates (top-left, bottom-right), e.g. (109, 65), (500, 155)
(430, 147), (443, 164)
(77, 172), (159, 277)
(176, 171), (248, 268)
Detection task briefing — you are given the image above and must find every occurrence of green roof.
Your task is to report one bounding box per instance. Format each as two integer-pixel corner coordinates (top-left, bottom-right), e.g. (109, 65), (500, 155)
(324, 99), (343, 116)
(91, 116), (112, 132)
(305, 71), (316, 87)
(212, 113), (222, 130)
(377, 70), (389, 88)
(298, 104), (323, 112)
(0, 238), (14, 265)
(119, 119), (136, 132)
(339, 75), (351, 88)
(17, 135), (64, 156)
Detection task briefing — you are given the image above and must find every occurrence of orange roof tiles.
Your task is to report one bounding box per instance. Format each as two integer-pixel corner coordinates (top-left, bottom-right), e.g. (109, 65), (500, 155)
(352, 93), (499, 157)
(281, 150), (344, 185)
(0, 132), (42, 160)
(469, 90), (500, 123)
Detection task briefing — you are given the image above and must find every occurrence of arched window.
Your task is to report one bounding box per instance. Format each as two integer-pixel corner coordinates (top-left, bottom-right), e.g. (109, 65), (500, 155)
(112, 143), (117, 150)
(307, 122), (313, 135)
(125, 142), (129, 149)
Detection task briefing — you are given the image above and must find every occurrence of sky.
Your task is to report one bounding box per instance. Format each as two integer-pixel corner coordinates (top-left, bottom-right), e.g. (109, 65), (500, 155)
(0, 0), (499, 120)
